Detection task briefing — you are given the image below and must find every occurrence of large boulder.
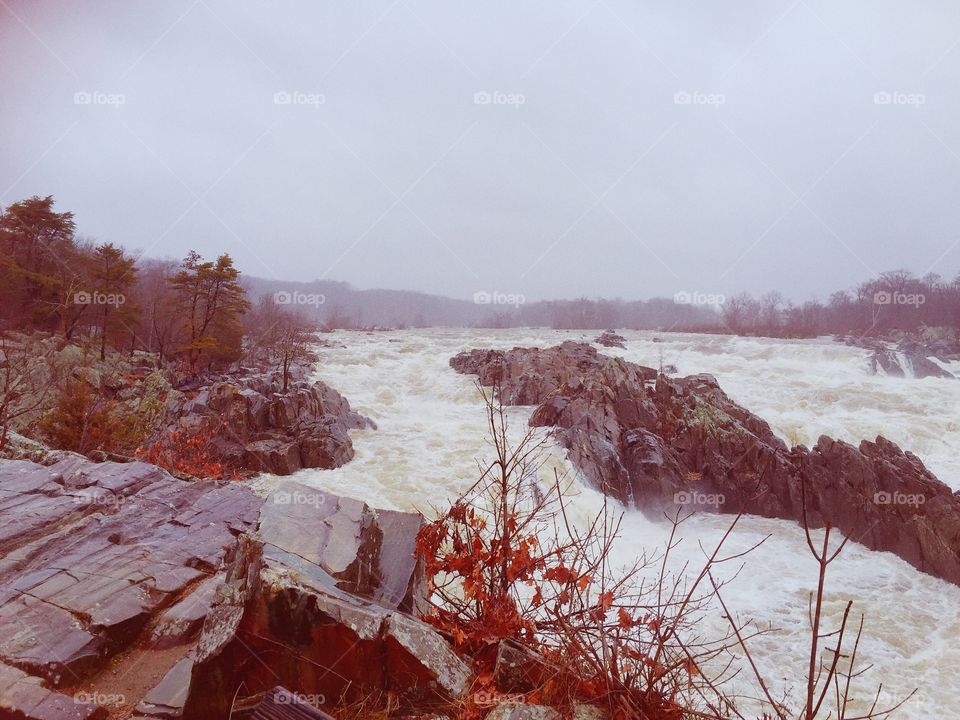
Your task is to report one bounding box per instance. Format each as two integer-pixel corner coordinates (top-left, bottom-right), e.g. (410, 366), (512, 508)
(159, 370), (376, 476)
(452, 343), (960, 586)
(181, 484), (467, 719)
(0, 461), (465, 719)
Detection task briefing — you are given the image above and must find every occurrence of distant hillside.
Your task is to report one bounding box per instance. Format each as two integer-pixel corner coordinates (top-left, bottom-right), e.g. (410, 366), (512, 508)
(241, 276), (722, 330)
(242, 277), (485, 327)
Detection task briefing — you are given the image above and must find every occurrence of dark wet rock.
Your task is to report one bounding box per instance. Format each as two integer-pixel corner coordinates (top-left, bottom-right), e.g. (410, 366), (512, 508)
(843, 334), (956, 379)
(0, 460), (458, 719)
(183, 507), (468, 719)
(0, 457), (260, 687)
(159, 370), (375, 476)
(867, 348), (953, 379)
(450, 342), (652, 406)
(259, 482), (425, 609)
(493, 639), (549, 694)
(150, 576), (223, 649)
(594, 330), (626, 349)
(452, 343), (960, 586)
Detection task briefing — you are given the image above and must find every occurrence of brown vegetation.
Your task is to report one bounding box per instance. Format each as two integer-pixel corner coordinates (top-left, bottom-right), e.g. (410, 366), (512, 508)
(416, 386), (915, 719)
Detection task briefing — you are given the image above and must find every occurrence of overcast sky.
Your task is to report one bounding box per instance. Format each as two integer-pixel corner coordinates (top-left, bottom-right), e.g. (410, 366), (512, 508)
(3, 1), (960, 302)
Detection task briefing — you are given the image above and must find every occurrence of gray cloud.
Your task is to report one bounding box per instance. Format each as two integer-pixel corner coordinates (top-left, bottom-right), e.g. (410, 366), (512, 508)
(2, 0), (960, 302)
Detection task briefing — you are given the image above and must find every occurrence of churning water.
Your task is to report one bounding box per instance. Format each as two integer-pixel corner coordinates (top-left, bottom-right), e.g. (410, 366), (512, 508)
(251, 329), (960, 718)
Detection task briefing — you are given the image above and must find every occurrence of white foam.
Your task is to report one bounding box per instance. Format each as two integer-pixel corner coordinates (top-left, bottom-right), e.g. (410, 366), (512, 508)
(249, 329), (960, 718)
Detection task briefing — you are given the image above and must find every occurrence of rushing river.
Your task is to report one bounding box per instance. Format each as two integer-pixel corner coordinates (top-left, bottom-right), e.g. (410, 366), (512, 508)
(251, 329), (960, 718)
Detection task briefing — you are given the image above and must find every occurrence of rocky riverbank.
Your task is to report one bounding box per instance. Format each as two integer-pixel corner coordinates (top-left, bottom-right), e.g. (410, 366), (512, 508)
(0, 456), (480, 719)
(0, 334), (374, 478)
(452, 342), (960, 585)
(153, 364), (375, 476)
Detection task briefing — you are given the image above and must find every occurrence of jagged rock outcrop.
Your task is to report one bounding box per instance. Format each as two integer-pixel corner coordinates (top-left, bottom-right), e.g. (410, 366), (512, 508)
(842, 334), (956, 379)
(867, 348), (953, 379)
(451, 343), (960, 586)
(451, 341), (653, 406)
(160, 369), (375, 475)
(180, 484), (465, 719)
(0, 456), (261, 687)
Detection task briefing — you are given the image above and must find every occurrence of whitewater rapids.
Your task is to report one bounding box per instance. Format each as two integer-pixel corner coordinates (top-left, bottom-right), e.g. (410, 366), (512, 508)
(250, 329), (960, 718)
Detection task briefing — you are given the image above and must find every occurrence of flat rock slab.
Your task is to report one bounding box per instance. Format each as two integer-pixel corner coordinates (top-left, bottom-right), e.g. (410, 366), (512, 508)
(260, 482), (424, 610)
(136, 657), (194, 719)
(0, 661), (107, 720)
(0, 455), (261, 708)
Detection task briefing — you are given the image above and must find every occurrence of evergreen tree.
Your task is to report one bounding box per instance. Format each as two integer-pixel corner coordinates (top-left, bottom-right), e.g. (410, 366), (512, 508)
(169, 251), (250, 371)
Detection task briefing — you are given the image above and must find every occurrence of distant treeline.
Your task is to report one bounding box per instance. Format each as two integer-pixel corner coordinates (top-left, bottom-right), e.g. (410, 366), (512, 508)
(494, 271), (960, 337)
(4, 195), (958, 343)
(246, 271), (960, 338)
